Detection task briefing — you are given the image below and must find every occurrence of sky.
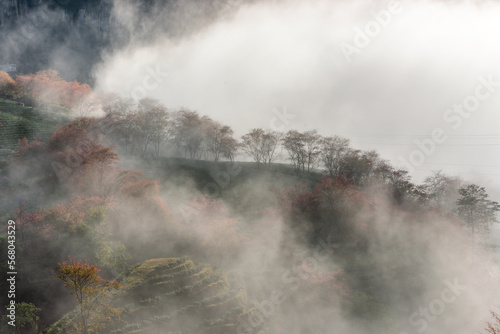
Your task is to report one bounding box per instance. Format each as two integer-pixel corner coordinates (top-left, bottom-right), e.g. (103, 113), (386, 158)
(94, 0), (500, 193)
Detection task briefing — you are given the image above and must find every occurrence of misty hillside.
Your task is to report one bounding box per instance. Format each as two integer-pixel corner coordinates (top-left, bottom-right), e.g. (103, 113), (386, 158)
(47, 257), (254, 334)
(2, 1), (500, 334)
(0, 77), (499, 333)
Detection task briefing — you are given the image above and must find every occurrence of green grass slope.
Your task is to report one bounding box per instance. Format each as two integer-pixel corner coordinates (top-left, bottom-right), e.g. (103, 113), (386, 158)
(0, 98), (70, 156)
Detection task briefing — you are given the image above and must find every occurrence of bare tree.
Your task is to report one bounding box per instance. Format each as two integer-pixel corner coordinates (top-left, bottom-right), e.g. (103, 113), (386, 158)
(138, 97), (162, 111)
(102, 94), (135, 116)
(423, 171), (462, 211)
(144, 106), (170, 157)
(241, 129), (282, 167)
(303, 130), (321, 172)
(320, 136), (350, 178)
(282, 130), (306, 171)
(171, 109), (204, 159)
(73, 94), (101, 117)
(205, 120), (236, 162)
(222, 136), (239, 163)
(262, 130), (282, 166)
(241, 128), (265, 165)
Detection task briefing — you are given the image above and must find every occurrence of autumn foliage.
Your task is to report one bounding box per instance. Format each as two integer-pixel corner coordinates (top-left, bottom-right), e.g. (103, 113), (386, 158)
(274, 176), (371, 242)
(55, 257), (122, 334)
(14, 70), (91, 108)
(0, 71), (16, 97)
(47, 117), (120, 195)
(44, 196), (109, 234)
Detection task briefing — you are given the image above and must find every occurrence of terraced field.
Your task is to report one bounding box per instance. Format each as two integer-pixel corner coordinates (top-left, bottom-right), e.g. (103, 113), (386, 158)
(47, 257), (266, 334)
(0, 98), (70, 156)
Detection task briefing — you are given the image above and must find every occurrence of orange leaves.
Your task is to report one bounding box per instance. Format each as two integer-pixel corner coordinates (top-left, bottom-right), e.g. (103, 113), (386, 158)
(55, 257), (122, 333)
(56, 257), (104, 291)
(315, 176), (370, 209)
(14, 137), (45, 159)
(0, 71), (16, 97)
(79, 143), (118, 167)
(117, 175), (170, 222)
(120, 179), (158, 199)
(56, 257), (121, 293)
(272, 183), (320, 220)
(486, 311), (500, 334)
(48, 117), (96, 153)
(48, 118), (119, 195)
(14, 70), (91, 108)
(44, 196), (109, 234)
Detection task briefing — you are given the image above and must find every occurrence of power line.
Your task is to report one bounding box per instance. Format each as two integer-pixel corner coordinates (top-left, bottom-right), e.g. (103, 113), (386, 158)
(348, 134), (500, 138)
(388, 160), (500, 169)
(356, 142), (500, 147)
(412, 168), (500, 177)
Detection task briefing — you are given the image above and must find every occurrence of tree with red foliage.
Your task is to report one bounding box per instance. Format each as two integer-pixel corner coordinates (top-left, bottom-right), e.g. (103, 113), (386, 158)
(0, 71), (16, 97)
(49, 118), (119, 195)
(12, 202), (45, 251)
(60, 80), (92, 109)
(14, 137), (45, 159)
(274, 176), (371, 242)
(48, 118), (97, 153)
(273, 183), (320, 221)
(44, 196), (109, 235)
(119, 178), (169, 219)
(315, 176), (367, 218)
(15, 70), (91, 108)
(55, 257), (121, 334)
(71, 143), (119, 196)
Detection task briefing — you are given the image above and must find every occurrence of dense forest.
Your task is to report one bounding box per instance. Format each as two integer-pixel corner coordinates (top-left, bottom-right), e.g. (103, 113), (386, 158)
(1, 69), (500, 334)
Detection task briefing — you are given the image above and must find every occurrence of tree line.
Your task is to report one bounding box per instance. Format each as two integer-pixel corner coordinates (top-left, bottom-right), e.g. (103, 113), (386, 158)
(2, 70), (498, 239)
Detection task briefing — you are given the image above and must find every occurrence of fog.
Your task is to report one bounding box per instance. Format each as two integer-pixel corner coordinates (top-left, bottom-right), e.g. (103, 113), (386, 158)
(3, 0), (500, 333)
(94, 0), (500, 189)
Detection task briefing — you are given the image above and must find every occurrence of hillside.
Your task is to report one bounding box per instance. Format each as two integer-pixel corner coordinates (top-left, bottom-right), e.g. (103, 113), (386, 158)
(46, 257), (259, 334)
(1, 79), (499, 334)
(0, 97), (69, 156)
